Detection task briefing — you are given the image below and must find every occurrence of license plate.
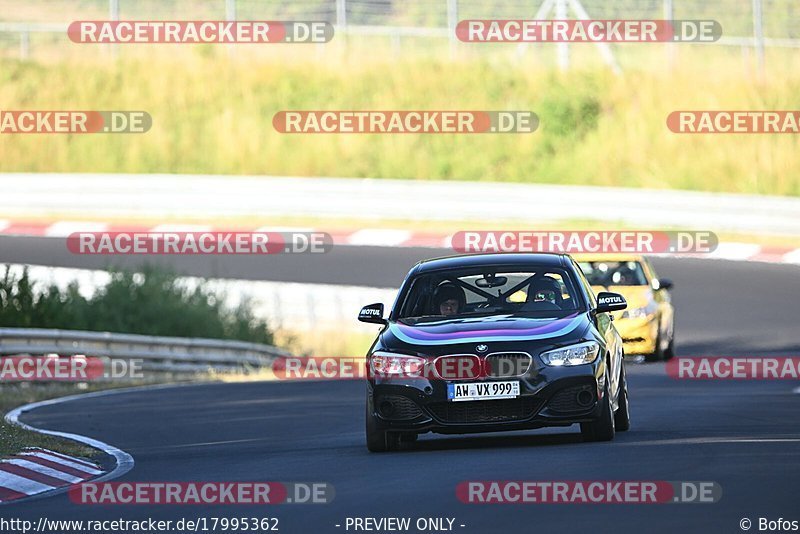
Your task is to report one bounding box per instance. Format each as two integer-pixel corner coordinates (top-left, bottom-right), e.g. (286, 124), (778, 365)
(447, 380), (520, 402)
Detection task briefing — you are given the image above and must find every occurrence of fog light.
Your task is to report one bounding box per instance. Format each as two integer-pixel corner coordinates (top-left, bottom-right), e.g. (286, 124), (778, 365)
(576, 389), (595, 407)
(379, 400), (394, 417)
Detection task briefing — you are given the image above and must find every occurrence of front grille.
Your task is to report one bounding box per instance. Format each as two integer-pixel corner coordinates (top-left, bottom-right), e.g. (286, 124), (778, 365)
(434, 355), (482, 380)
(376, 395), (423, 420)
(547, 385), (596, 413)
(427, 397), (539, 424)
(485, 352), (532, 377)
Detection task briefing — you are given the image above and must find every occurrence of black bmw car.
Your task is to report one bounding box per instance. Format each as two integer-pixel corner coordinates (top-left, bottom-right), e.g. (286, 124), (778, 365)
(358, 253), (630, 452)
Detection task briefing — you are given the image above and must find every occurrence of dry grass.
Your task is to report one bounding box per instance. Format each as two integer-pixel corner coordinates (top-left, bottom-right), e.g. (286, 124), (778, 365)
(1, 41), (798, 195)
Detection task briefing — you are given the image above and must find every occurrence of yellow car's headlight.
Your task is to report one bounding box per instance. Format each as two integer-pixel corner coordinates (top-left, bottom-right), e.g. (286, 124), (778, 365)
(622, 301), (657, 319)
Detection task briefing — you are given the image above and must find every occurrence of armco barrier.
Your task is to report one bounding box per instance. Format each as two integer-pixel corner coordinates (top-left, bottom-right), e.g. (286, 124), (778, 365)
(0, 327), (291, 377)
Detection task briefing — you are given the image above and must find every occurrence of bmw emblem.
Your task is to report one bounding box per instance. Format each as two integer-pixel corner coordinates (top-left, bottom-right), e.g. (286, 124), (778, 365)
(476, 344), (488, 353)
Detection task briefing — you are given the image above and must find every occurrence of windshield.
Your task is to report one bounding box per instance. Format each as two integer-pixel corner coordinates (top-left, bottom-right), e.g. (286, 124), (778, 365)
(579, 261), (648, 287)
(395, 266), (584, 322)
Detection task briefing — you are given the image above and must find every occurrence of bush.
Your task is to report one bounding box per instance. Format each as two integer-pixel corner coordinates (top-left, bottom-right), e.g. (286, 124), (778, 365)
(0, 265), (273, 345)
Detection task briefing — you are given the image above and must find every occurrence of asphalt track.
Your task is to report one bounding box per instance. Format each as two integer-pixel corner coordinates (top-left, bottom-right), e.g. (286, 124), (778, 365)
(2, 239), (799, 534)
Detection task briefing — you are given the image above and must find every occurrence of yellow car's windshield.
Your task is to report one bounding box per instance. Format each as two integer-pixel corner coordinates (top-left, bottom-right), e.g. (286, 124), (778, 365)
(579, 261), (648, 287)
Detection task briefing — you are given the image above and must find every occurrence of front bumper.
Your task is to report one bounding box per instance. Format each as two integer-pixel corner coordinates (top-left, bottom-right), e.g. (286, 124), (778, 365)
(615, 316), (658, 355)
(368, 365), (604, 435)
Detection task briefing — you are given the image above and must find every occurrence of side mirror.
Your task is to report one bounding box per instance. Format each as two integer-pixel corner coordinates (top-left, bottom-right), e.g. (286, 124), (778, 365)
(653, 278), (673, 291)
(596, 292), (627, 313)
(358, 303), (387, 325)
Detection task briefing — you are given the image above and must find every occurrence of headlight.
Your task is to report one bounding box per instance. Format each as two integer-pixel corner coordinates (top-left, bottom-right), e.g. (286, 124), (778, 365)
(369, 351), (426, 377)
(540, 341), (600, 366)
(622, 307), (648, 319)
(622, 301), (657, 319)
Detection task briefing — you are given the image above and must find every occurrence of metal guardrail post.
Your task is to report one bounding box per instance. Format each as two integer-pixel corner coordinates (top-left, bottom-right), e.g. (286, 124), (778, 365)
(664, 0), (675, 67)
(337, 0), (347, 29)
(752, 0), (765, 78)
(108, 0), (119, 59)
(20, 29), (30, 60)
(555, 0), (569, 71)
(447, 0), (458, 57)
(225, 0), (237, 57)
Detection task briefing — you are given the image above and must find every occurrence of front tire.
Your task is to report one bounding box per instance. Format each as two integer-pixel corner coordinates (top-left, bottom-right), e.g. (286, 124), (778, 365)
(645, 329), (663, 362)
(663, 331), (675, 361)
(614, 365), (631, 432)
(581, 376), (616, 442)
(365, 400), (400, 452)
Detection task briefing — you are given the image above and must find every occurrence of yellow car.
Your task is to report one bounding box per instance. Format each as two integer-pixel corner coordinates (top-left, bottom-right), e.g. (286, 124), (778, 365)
(573, 254), (675, 361)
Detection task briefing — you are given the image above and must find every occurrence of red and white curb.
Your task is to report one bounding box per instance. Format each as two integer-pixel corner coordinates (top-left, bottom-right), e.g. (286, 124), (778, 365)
(2, 390), (135, 505)
(0, 220), (799, 265)
(0, 448), (103, 503)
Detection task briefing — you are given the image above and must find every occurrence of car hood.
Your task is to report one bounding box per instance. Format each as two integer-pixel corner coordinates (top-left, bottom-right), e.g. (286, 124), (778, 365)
(383, 313), (587, 348)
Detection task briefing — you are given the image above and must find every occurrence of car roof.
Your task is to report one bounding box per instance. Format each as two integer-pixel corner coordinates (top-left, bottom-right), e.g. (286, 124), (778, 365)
(412, 252), (570, 274)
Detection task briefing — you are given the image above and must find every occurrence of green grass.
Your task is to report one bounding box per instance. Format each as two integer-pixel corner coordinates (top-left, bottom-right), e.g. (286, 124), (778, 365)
(1, 43), (799, 195)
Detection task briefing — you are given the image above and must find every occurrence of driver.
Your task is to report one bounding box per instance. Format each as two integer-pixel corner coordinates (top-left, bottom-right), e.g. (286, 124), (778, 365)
(433, 282), (466, 316)
(527, 276), (563, 307)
